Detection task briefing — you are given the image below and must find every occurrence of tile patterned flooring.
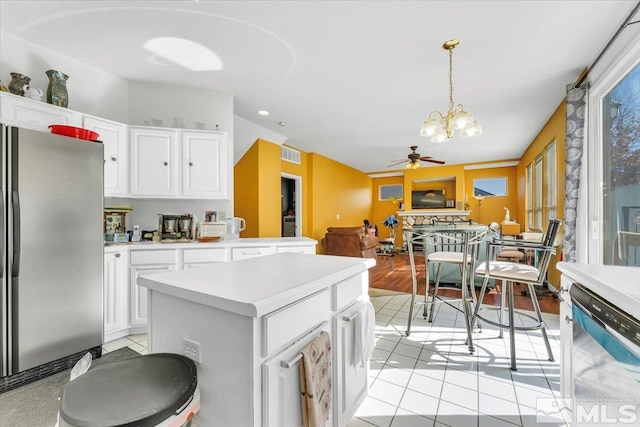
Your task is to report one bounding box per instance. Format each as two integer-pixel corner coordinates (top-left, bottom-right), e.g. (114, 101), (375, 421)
(350, 293), (565, 427)
(105, 292), (565, 427)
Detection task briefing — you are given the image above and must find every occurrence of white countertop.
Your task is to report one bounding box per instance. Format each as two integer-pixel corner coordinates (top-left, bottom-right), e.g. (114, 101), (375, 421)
(105, 236), (317, 251)
(557, 262), (640, 319)
(138, 253), (375, 317)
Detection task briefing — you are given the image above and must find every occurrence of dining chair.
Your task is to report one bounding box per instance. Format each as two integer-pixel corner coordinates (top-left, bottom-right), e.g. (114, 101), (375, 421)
(472, 219), (561, 371)
(405, 227), (487, 336)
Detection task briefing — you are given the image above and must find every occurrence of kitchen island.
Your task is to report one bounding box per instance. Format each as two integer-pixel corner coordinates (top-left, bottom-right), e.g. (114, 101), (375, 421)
(138, 252), (375, 427)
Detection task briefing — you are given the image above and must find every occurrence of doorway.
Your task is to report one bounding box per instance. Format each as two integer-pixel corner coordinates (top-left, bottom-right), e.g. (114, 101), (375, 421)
(281, 173), (302, 237)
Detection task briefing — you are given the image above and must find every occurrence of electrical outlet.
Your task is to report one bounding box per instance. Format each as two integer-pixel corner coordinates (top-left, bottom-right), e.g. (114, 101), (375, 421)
(182, 338), (201, 363)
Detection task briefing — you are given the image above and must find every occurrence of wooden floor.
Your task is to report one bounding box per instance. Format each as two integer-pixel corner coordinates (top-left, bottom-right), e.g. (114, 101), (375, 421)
(369, 252), (560, 314)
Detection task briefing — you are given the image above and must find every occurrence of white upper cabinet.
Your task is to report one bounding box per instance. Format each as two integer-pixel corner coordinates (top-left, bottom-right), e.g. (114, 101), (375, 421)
(182, 130), (229, 199)
(129, 126), (230, 199)
(83, 115), (128, 197)
(129, 127), (178, 197)
(0, 92), (81, 132)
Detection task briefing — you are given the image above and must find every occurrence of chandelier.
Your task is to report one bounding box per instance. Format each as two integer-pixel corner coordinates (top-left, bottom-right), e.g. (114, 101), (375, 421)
(420, 39), (482, 143)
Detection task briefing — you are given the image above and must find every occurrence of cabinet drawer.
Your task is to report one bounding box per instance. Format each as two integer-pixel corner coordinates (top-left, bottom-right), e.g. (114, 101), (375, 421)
(262, 289), (330, 357)
(275, 245), (315, 254)
(130, 249), (177, 265)
(183, 248), (227, 263)
(231, 246), (274, 260)
(333, 274), (366, 311)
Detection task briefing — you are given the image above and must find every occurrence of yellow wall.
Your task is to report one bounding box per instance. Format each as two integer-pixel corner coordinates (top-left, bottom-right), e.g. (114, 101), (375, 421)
(234, 142), (260, 237)
(372, 175), (404, 246)
(234, 139), (281, 237)
(403, 164), (467, 208)
(310, 153), (373, 252)
(236, 139), (373, 251)
(464, 167), (519, 225)
(517, 101), (567, 285)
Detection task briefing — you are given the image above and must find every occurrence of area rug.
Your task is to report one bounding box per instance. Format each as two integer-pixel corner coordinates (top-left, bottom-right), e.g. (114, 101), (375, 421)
(0, 347), (140, 427)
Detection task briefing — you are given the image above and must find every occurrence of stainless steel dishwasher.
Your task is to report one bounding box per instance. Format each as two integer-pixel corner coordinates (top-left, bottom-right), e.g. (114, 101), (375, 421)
(570, 283), (640, 426)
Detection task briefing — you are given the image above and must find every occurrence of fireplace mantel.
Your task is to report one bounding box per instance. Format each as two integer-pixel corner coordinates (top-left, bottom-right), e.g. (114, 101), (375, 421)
(397, 210), (471, 218)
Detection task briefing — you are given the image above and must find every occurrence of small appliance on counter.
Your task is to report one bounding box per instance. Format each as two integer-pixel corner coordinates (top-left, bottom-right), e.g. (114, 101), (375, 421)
(158, 213), (193, 242)
(104, 206), (132, 243)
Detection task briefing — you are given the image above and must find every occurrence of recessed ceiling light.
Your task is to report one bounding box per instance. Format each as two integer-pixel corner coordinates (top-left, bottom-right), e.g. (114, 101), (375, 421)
(144, 37), (223, 71)
(278, 121), (287, 126)
(258, 110), (270, 116)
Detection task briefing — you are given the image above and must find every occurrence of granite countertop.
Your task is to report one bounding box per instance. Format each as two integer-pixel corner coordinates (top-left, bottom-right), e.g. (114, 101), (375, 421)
(557, 262), (640, 319)
(138, 253), (375, 317)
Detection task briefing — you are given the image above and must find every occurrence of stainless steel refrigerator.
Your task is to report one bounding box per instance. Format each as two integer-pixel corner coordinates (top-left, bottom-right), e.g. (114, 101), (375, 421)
(0, 124), (103, 386)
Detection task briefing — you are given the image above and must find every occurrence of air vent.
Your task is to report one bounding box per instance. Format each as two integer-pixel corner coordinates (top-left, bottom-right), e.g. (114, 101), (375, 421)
(281, 146), (301, 164)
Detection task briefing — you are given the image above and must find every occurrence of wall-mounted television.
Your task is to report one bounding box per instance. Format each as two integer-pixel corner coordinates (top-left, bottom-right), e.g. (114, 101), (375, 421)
(411, 189), (446, 209)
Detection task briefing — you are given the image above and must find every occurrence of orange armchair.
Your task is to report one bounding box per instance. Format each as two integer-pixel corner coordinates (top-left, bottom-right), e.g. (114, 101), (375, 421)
(321, 226), (379, 258)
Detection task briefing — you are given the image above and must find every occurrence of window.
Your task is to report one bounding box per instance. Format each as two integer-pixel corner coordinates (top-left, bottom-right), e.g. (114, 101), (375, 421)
(525, 142), (555, 231)
(602, 63), (640, 266)
(473, 177), (507, 197)
(379, 184), (403, 201)
(544, 141), (557, 221)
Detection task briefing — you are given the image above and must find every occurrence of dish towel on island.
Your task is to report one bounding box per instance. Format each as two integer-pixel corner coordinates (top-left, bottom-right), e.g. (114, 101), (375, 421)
(354, 301), (376, 369)
(300, 331), (332, 427)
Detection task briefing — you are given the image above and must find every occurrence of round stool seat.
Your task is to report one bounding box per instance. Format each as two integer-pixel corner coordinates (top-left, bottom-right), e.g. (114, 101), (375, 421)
(59, 353), (197, 427)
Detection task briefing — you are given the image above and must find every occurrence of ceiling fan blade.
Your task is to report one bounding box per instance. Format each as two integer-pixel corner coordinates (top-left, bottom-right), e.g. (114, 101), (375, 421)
(421, 158), (446, 165)
(387, 160), (408, 167)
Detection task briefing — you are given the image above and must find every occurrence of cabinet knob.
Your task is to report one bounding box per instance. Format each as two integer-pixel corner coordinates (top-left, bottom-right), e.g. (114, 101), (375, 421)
(115, 253), (121, 258)
(189, 162), (194, 167)
(163, 161), (169, 166)
(565, 315), (572, 323)
(111, 156), (117, 162)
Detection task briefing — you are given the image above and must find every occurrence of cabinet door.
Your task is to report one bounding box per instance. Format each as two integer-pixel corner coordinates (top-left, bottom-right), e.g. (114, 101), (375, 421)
(129, 127), (177, 197)
(0, 92), (81, 132)
(275, 245), (316, 254)
(130, 264), (175, 327)
(262, 323), (332, 427)
(83, 115), (127, 196)
(333, 303), (369, 426)
(104, 251), (128, 341)
(182, 131), (229, 198)
(231, 246), (274, 260)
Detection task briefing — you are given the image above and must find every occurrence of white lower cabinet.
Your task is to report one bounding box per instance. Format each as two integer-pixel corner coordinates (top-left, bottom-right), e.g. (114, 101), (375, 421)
(144, 253), (370, 427)
(103, 239), (317, 342)
(103, 249), (128, 342)
(130, 264), (175, 328)
(232, 246), (275, 260)
(333, 302), (369, 426)
(262, 322), (333, 427)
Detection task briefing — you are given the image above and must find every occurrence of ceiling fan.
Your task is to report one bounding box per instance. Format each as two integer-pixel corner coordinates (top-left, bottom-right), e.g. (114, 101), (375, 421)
(388, 146), (445, 169)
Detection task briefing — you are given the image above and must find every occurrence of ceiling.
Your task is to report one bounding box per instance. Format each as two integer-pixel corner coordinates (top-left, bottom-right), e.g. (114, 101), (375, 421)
(1, 1), (637, 173)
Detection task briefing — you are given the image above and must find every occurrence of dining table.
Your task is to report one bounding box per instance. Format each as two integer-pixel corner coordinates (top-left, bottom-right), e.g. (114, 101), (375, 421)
(402, 222), (488, 353)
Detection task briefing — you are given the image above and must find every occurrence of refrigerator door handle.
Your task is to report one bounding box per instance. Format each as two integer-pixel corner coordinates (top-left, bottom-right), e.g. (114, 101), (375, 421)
(11, 189), (19, 278)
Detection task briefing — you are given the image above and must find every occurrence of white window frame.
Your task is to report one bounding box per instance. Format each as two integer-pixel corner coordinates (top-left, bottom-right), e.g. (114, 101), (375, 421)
(378, 184), (403, 201)
(586, 34), (640, 264)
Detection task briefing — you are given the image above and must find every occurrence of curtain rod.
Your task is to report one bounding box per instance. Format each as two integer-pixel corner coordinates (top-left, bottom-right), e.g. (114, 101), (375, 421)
(574, 0), (640, 88)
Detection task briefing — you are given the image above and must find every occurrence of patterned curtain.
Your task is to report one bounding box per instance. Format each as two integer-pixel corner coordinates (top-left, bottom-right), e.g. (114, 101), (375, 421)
(563, 83), (589, 263)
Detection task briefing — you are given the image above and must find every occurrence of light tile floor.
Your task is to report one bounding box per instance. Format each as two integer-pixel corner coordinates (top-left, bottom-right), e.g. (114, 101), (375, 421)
(350, 293), (566, 427)
(104, 293), (565, 427)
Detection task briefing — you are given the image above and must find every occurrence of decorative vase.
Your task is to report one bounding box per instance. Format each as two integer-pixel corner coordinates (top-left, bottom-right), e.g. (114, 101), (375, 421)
(46, 69), (69, 108)
(8, 72), (31, 96)
(389, 229), (396, 239)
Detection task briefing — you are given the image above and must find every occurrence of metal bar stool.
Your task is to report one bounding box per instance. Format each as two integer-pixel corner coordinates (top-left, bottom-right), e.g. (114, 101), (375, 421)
(472, 219), (561, 371)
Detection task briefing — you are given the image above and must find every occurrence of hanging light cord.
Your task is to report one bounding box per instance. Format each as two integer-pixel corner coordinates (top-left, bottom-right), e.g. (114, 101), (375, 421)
(448, 47), (455, 111)
(575, 0), (640, 88)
